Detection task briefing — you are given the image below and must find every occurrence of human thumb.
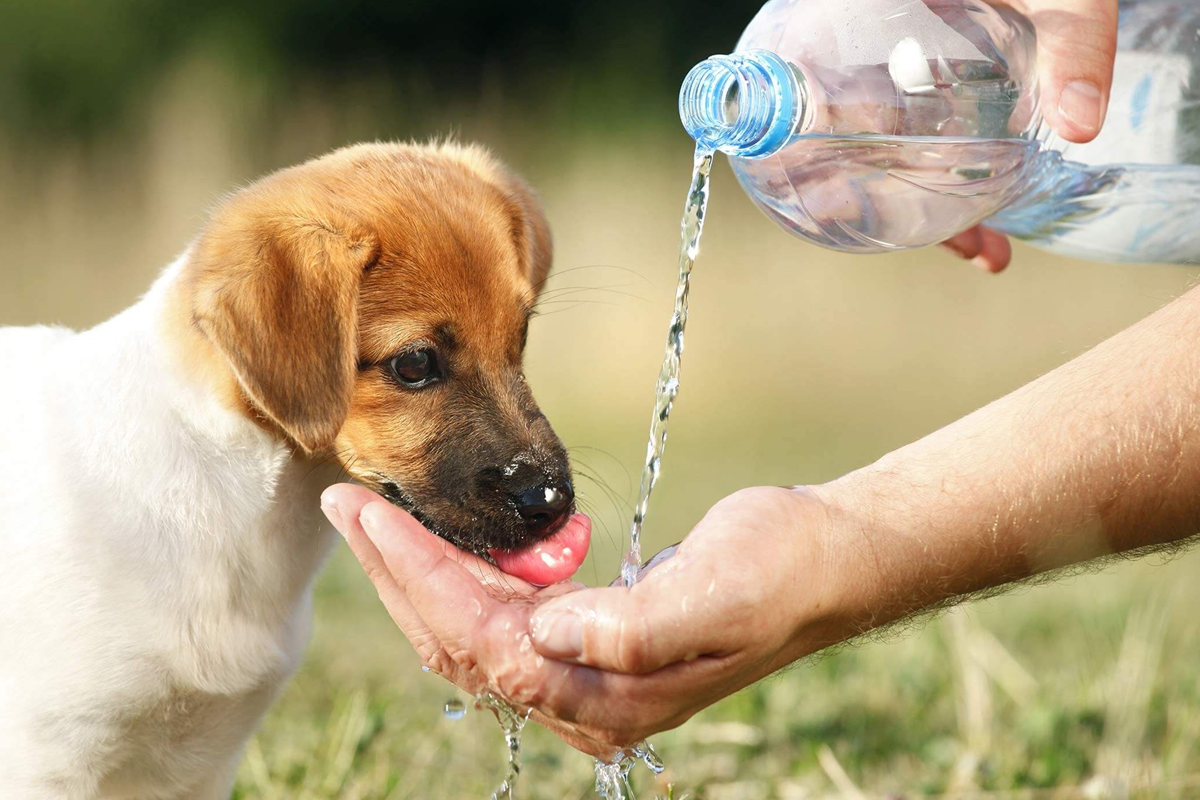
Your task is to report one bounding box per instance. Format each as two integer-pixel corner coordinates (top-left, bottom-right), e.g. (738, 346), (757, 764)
(1026, 0), (1119, 143)
(531, 581), (714, 675)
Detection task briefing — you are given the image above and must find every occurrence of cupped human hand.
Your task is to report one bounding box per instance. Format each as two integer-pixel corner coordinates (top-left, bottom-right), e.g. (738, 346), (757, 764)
(320, 483), (842, 752)
(527, 486), (838, 681)
(320, 483), (616, 756)
(943, 0), (1119, 272)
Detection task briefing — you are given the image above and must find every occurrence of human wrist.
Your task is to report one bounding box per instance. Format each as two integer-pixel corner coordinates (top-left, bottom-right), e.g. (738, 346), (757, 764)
(816, 435), (1072, 633)
(770, 478), (901, 665)
(799, 457), (998, 648)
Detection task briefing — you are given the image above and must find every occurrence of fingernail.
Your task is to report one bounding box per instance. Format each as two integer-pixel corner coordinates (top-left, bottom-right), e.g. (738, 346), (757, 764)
(531, 610), (583, 660)
(320, 492), (344, 533)
(1058, 80), (1102, 134)
(359, 503), (385, 546)
(971, 255), (993, 272)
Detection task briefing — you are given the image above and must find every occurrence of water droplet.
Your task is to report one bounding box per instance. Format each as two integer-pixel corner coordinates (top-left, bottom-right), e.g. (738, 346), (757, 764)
(443, 698), (467, 720)
(636, 741), (665, 774)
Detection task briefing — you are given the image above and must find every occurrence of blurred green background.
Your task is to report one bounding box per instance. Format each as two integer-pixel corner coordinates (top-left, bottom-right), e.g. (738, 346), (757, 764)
(4, 2), (1200, 798)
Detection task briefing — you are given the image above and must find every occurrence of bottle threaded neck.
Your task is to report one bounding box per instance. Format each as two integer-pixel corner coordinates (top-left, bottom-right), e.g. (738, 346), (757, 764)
(679, 50), (804, 158)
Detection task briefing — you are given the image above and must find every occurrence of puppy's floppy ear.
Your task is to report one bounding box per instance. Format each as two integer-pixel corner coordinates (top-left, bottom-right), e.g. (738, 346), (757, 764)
(188, 194), (378, 455)
(503, 175), (554, 292)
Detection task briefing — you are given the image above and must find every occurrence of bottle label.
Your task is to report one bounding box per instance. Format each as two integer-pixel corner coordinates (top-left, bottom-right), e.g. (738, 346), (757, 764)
(1063, 50), (1188, 165)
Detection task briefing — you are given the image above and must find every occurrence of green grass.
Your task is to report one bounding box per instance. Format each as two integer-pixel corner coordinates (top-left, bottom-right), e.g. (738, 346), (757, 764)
(232, 546), (1200, 799)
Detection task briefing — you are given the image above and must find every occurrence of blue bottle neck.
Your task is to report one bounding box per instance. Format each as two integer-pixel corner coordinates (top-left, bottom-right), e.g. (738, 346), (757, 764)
(679, 50), (807, 158)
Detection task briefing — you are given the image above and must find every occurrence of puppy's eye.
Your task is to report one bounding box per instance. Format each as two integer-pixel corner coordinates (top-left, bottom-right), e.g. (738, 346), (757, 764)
(389, 349), (440, 388)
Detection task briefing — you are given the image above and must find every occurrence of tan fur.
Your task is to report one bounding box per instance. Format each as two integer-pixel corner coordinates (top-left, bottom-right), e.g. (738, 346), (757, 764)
(163, 141), (567, 553)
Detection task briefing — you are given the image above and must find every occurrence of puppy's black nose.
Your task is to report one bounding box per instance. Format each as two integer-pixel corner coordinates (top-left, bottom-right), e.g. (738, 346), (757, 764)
(513, 480), (574, 536)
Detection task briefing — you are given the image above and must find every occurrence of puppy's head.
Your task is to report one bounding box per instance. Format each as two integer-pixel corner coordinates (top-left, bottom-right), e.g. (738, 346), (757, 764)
(180, 141), (573, 556)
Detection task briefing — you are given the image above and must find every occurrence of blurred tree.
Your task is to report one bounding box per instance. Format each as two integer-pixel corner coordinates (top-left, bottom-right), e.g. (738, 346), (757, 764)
(0, 0), (767, 139)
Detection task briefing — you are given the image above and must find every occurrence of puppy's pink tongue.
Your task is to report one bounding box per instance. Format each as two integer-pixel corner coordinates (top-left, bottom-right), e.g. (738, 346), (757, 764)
(489, 513), (591, 586)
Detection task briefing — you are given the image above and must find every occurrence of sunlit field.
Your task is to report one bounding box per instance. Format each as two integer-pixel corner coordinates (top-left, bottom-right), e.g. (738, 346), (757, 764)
(4, 75), (1200, 798)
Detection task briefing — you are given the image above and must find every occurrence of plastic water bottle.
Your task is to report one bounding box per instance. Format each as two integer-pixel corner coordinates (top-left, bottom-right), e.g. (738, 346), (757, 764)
(678, 0), (1200, 264)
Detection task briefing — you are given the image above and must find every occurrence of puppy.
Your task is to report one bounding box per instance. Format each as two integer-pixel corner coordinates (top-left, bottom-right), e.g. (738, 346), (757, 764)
(0, 142), (591, 799)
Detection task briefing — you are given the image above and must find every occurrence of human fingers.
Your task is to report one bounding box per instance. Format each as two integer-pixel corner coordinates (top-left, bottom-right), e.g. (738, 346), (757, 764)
(321, 484), (447, 666)
(941, 226), (1012, 272)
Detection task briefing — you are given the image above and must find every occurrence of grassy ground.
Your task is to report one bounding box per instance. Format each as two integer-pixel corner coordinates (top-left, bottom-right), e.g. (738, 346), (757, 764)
(237, 548), (1200, 800)
(4, 85), (1200, 798)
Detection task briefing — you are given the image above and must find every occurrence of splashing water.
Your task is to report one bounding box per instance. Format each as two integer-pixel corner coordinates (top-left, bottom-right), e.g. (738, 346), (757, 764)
(476, 692), (531, 800)
(594, 741), (667, 800)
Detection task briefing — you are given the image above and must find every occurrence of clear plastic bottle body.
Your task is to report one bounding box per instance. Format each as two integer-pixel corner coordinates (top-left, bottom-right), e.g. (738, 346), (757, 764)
(682, 0), (1200, 262)
(734, 0), (1041, 140)
(986, 1), (1200, 262)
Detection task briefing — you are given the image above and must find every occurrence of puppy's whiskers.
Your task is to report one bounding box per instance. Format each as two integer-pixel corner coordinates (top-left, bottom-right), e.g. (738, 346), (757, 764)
(568, 450), (633, 586)
(573, 482), (622, 565)
(573, 464), (633, 516)
(530, 263), (654, 294)
(536, 285), (648, 305)
(568, 445), (634, 496)
(301, 446), (355, 483)
(530, 268), (654, 322)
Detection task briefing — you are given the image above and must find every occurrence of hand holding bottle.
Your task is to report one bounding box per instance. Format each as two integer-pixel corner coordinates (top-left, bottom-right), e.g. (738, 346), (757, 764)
(681, 0), (1198, 265)
(942, 0), (1118, 272)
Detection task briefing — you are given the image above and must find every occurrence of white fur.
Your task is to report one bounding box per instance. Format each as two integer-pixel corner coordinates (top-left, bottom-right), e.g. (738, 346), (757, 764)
(0, 256), (342, 799)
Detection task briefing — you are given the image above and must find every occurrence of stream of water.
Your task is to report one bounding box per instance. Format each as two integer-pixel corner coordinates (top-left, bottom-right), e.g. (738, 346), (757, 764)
(477, 692), (531, 800)
(471, 144), (715, 800)
(593, 145), (716, 800)
(619, 146), (714, 589)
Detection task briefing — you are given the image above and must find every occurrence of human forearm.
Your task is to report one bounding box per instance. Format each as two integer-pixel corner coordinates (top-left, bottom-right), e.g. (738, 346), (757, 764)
(815, 285), (1200, 639)
(518, 285), (1200, 688)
